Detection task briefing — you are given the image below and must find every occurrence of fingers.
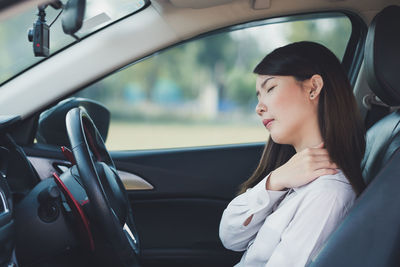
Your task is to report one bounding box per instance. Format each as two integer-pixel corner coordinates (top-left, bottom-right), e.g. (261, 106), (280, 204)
(313, 155), (338, 166)
(302, 146), (329, 156)
(313, 142), (324, 148)
(301, 151), (339, 170)
(301, 152), (337, 165)
(302, 143), (340, 170)
(313, 160), (339, 170)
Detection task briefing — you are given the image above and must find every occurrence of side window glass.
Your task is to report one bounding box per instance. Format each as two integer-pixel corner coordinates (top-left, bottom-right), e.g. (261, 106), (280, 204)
(44, 13), (352, 150)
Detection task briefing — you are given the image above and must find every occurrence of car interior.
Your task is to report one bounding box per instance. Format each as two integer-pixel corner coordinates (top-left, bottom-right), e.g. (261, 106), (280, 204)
(0, 0), (399, 266)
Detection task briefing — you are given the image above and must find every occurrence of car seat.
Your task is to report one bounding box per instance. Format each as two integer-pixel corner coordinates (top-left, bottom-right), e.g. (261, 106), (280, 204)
(308, 5), (400, 267)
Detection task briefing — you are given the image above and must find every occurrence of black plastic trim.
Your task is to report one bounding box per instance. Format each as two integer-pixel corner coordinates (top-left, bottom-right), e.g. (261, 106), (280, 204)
(341, 12), (367, 86)
(0, 116), (20, 131)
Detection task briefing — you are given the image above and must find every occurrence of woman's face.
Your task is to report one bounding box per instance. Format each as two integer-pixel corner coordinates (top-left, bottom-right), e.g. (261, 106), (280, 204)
(255, 74), (319, 148)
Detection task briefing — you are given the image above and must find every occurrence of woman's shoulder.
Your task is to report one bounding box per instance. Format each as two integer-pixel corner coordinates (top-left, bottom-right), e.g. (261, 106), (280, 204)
(293, 170), (356, 204)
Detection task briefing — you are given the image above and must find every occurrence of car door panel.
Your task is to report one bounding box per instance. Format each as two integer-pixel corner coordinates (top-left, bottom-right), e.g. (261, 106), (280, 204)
(111, 143), (265, 266)
(112, 143), (264, 198)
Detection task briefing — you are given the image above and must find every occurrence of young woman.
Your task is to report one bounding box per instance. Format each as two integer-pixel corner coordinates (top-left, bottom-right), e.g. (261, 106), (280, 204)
(219, 41), (366, 267)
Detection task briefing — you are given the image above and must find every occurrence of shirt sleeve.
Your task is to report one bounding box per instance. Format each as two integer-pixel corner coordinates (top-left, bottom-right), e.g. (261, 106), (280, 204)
(219, 172), (288, 251)
(265, 189), (349, 267)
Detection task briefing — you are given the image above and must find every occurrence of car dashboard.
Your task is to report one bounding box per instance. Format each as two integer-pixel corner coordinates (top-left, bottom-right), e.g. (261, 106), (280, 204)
(0, 116), (22, 266)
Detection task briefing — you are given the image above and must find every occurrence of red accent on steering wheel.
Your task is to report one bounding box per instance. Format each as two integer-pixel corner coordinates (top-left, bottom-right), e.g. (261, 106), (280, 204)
(53, 172), (95, 251)
(83, 123), (102, 162)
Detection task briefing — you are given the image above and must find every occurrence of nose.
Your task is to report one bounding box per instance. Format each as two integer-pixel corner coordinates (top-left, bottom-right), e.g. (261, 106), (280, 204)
(255, 101), (266, 116)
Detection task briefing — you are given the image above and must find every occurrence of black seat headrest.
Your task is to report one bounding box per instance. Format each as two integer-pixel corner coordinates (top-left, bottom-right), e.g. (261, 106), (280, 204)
(365, 5), (400, 106)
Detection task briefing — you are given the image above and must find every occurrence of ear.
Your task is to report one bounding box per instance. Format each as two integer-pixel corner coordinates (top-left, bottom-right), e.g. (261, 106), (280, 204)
(308, 74), (323, 100)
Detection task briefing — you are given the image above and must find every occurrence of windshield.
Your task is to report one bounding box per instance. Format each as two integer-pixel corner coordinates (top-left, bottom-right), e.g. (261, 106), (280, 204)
(0, 0), (147, 85)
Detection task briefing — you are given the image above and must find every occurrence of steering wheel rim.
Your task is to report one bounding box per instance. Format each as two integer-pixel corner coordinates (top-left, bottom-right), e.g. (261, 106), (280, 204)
(65, 107), (140, 266)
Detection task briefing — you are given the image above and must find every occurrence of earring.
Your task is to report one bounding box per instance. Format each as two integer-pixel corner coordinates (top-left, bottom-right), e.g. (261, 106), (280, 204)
(310, 93), (315, 99)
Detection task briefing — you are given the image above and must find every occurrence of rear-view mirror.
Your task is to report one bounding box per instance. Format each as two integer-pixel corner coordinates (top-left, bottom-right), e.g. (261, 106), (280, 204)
(61, 0), (86, 35)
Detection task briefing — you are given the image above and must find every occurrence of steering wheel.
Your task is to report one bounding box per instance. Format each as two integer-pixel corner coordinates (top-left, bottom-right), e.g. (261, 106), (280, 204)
(65, 107), (140, 266)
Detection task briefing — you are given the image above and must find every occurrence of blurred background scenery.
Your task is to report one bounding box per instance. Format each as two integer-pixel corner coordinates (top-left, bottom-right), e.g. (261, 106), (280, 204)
(0, 1), (351, 150)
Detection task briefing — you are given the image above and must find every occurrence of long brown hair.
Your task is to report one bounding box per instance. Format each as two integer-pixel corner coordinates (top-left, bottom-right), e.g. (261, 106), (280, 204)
(239, 41), (366, 196)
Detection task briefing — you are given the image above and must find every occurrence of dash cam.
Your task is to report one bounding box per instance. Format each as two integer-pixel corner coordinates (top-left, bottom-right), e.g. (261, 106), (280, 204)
(28, 8), (49, 57)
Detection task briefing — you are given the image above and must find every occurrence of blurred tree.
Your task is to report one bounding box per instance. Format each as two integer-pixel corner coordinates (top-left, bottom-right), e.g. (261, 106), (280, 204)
(226, 69), (256, 111)
(284, 17), (351, 59)
(195, 34), (236, 105)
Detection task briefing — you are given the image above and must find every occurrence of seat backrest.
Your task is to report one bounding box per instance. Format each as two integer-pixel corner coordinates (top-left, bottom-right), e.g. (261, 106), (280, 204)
(361, 110), (400, 184)
(308, 5), (400, 267)
(361, 4), (400, 185)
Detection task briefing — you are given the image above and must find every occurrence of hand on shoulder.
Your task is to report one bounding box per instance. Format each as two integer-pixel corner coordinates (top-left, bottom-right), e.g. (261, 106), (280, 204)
(267, 142), (339, 191)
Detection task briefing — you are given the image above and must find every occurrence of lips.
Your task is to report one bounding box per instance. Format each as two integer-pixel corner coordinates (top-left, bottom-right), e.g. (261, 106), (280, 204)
(263, 119), (274, 127)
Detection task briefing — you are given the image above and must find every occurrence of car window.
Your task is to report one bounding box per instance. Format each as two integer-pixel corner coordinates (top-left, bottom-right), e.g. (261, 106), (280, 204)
(44, 13), (352, 151)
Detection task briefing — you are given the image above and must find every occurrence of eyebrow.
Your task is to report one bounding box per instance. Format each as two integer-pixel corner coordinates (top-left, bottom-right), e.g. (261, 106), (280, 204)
(261, 77), (275, 88)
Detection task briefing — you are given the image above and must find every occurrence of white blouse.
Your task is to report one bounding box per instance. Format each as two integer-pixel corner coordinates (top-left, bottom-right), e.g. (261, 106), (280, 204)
(219, 169), (355, 267)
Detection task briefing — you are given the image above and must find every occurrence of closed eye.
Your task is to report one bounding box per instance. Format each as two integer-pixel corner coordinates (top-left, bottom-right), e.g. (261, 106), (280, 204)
(267, 86), (276, 93)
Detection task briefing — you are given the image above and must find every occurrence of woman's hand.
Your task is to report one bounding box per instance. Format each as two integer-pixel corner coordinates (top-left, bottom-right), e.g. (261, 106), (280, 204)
(266, 142), (339, 191)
